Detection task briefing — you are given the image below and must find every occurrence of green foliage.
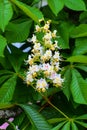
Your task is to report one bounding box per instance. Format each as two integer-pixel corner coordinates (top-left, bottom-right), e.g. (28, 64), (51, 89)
(10, 0), (43, 23)
(64, 0), (86, 11)
(0, 35), (7, 57)
(71, 68), (87, 104)
(47, 0), (64, 16)
(71, 24), (87, 38)
(0, 0), (13, 32)
(5, 20), (32, 42)
(19, 104), (51, 130)
(0, 75), (17, 103)
(0, 0), (87, 130)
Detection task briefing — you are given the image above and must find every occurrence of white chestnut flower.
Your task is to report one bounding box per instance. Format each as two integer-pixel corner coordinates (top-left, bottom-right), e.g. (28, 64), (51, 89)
(43, 23), (50, 31)
(43, 32), (52, 41)
(26, 72), (34, 84)
(52, 74), (64, 87)
(29, 65), (40, 74)
(42, 63), (51, 71)
(44, 50), (52, 58)
(53, 51), (60, 61)
(35, 25), (41, 32)
(33, 43), (41, 51)
(36, 78), (49, 92)
(52, 30), (57, 38)
(31, 34), (37, 43)
(25, 20), (63, 92)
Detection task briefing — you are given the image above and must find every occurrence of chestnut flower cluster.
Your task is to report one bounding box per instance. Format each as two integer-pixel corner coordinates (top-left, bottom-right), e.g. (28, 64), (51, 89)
(25, 20), (64, 92)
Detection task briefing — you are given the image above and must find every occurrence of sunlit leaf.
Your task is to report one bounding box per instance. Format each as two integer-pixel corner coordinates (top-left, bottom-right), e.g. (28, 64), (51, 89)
(10, 0), (43, 23)
(70, 24), (87, 38)
(0, 0), (13, 31)
(0, 35), (7, 57)
(61, 122), (70, 130)
(71, 122), (78, 130)
(47, 0), (64, 16)
(71, 68), (87, 104)
(67, 55), (87, 63)
(64, 0), (86, 11)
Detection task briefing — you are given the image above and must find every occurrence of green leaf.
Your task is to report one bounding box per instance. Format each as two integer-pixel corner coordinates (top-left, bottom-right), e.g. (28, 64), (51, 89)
(70, 68), (87, 104)
(19, 104), (51, 130)
(76, 114), (87, 120)
(6, 121), (17, 130)
(13, 113), (25, 127)
(47, 0), (64, 16)
(0, 70), (14, 76)
(58, 22), (70, 49)
(63, 68), (72, 100)
(79, 11), (87, 23)
(75, 121), (87, 128)
(0, 75), (12, 85)
(61, 122), (70, 130)
(10, 0), (43, 23)
(6, 45), (27, 72)
(73, 38), (87, 55)
(71, 122), (78, 130)
(67, 55), (87, 63)
(70, 24), (87, 38)
(0, 57), (12, 69)
(0, 103), (15, 109)
(48, 118), (66, 124)
(52, 121), (66, 130)
(0, 0), (13, 31)
(76, 64), (87, 72)
(0, 75), (17, 103)
(5, 20), (32, 42)
(64, 0), (86, 11)
(0, 35), (7, 57)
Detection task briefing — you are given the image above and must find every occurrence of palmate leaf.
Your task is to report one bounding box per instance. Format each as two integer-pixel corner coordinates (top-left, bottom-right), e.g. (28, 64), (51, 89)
(47, 0), (64, 16)
(70, 68), (87, 104)
(0, 35), (7, 57)
(0, 75), (17, 104)
(61, 122), (70, 130)
(5, 20), (32, 43)
(76, 114), (87, 120)
(0, 70), (14, 76)
(76, 64), (87, 72)
(0, 0), (13, 31)
(19, 104), (51, 130)
(52, 121), (66, 130)
(5, 45), (27, 72)
(0, 75), (12, 85)
(70, 24), (87, 38)
(64, 0), (86, 11)
(7, 113), (25, 130)
(67, 55), (87, 63)
(13, 113), (25, 127)
(71, 122), (78, 130)
(6, 121), (17, 130)
(48, 118), (66, 124)
(10, 0), (43, 23)
(75, 121), (87, 128)
(63, 68), (72, 100)
(73, 38), (87, 55)
(57, 22), (70, 49)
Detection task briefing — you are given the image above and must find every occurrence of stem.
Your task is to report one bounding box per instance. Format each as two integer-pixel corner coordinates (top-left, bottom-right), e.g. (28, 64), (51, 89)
(42, 94), (69, 119)
(17, 73), (69, 119)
